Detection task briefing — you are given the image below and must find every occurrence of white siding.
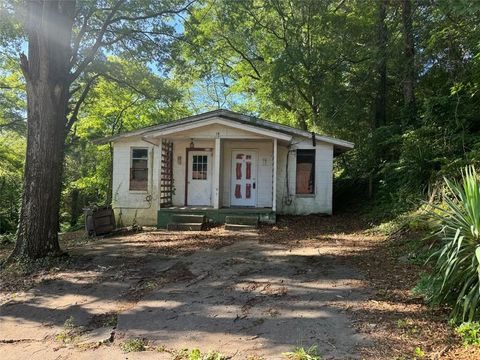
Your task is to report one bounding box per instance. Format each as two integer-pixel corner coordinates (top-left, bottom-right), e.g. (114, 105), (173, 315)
(111, 125), (335, 225)
(276, 137), (333, 215)
(112, 137), (160, 226)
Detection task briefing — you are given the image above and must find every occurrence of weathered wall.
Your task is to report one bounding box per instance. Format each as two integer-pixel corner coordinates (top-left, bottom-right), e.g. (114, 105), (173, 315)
(112, 137), (160, 226)
(276, 138), (333, 215)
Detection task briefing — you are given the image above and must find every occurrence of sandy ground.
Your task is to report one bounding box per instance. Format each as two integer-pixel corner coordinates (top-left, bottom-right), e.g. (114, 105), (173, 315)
(0, 222), (370, 359)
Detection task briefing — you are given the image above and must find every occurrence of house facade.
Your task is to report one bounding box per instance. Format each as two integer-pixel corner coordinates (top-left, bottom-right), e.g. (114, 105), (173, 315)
(97, 110), (353, 227)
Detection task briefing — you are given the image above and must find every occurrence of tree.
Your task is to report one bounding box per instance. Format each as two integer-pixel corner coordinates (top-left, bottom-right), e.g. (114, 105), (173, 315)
(178, 0), (377, 133)
(8, 0), (193, 260)
(62, 57), (186, 227)
(401, 0), (416, 126)
(374, 0), (388, 128)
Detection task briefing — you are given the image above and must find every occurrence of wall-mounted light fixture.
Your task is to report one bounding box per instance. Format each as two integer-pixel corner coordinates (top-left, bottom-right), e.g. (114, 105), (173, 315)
(177, 156), (182, 165)
(189, 139), (194, 148)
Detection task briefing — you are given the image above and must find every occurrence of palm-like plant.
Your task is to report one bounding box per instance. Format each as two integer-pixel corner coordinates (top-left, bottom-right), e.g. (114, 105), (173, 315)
(427, 166), (480, 321)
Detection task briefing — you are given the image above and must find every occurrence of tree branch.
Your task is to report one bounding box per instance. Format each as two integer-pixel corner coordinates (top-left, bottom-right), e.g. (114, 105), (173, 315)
(70, 6), (96, 67)
(66, 74), (101, 131)
(109, 0), (196, 22)
(70, 0), (125, 82)
(219, 34), (262, 80)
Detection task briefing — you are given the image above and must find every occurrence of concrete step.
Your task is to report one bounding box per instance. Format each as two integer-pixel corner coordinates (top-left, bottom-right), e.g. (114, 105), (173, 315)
(171, 214), (206, 224)
(224, 215), (258, 226)
(224, 224), (258, 232)
(167, 223), (203, 231)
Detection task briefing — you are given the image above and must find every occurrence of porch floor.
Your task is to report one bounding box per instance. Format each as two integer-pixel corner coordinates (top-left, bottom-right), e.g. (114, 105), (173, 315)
(157, 206), (275, 228)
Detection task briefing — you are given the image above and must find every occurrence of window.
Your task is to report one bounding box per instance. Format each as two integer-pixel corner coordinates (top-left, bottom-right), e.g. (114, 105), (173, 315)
(192, 155), (208, 180)
(130, 148), (148, 190)
(296, 149), (315, 194)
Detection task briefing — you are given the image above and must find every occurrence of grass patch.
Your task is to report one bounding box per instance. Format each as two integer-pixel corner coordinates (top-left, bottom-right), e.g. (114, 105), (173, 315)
(119, 338), (147, 352)
(55, 316), (83, 344)
(411, 273), (442, 304)
(171, 348), (227, 360)
(283, 345), (321, 360)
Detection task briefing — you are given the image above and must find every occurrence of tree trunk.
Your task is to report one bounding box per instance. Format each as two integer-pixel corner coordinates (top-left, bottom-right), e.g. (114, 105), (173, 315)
(11, 0), (76, 260)
(374, 0), (388, 128)
(401, 0), (416, 126)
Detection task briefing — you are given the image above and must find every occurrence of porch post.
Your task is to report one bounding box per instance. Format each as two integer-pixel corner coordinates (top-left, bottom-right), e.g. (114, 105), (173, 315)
(272, 138), (277, 212)
(213, 137), (221, 209)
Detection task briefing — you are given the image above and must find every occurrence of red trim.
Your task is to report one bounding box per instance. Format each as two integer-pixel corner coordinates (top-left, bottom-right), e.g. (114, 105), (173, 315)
(246, 183), (251, 199)
(235, 184), (242, 198)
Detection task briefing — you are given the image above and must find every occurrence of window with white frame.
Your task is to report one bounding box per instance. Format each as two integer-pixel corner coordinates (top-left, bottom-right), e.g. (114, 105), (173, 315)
(130, 148), (148, 190)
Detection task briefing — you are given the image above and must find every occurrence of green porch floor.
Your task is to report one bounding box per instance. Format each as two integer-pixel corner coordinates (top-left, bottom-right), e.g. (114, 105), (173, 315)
(157, 206), (276, 228)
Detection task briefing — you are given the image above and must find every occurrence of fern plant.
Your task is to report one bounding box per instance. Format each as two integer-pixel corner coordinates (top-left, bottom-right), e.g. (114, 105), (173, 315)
(427, 166), (480, 321)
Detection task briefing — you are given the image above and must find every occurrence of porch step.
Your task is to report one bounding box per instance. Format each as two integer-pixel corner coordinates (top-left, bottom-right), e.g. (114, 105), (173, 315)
(224, 215), (258, 232)
(225, 216), (259, 226)
(171, 214), (206, 224)
(167, 223), (204, 231)
(224, 224), (258, 232)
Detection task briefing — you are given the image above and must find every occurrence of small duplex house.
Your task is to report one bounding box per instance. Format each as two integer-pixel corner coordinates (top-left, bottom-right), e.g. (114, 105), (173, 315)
(97, 109), (353, 229)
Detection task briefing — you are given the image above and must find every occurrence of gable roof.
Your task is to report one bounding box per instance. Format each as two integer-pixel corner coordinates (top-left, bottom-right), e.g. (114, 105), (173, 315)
(95, 109), (354, 152)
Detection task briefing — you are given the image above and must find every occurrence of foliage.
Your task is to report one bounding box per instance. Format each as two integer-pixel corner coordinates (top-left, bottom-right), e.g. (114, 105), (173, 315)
(119, 338), (147, 353)
(455, 322), (480, 347)
(60, 57), (188, 229)
(183, 348), (226, 360)
(411, 273), (442, 305)
(425, 166), (480, 322)
(282, 345), (321, 360)
(179, 0), (480, 222)
(0, 130), (24, 234)
(55, 316), (82, 344)
(413, 346), (426, 359)
(0, 0), (479, 259)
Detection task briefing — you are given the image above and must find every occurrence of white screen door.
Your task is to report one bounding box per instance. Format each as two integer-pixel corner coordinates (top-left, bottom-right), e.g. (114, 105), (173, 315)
(231, 150), (257, 207)
(187, 151), (212, 206)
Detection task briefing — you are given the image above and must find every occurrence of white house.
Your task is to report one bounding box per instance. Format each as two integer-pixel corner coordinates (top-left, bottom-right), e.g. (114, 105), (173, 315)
(96, 110), (353, 228)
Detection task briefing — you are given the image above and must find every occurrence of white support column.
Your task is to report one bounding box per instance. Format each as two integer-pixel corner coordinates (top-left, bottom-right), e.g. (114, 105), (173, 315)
(213, 137), (221, 209)
(272, 138), (277, 212)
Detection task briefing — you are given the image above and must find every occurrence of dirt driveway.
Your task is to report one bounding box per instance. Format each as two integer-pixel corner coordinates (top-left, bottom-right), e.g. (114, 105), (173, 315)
(0, 217), (372, 359)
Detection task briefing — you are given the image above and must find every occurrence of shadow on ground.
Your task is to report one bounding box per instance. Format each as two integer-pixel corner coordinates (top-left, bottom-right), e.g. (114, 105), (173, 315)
(0, 214), (386, 359)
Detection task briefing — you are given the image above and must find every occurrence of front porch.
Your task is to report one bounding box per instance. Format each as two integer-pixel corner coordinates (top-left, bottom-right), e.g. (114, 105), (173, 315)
(157, 206), (276, 228)
(139, 118), (291, 228)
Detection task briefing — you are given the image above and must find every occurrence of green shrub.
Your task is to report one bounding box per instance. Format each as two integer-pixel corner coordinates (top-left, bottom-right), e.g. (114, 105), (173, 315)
(426, 166), (480, 322)
(283, 345), (321, 360)
(455, 322), (480, 346)
(187, 349), (226, 360)
(414, 346), (425, 358)
(0, 233), (15, 245)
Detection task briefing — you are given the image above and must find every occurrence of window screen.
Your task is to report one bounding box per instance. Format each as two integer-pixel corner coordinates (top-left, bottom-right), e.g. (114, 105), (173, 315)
(130, 148), (148, 190)
(296, 149), (315, 194)
(192, 155), (208, 180)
